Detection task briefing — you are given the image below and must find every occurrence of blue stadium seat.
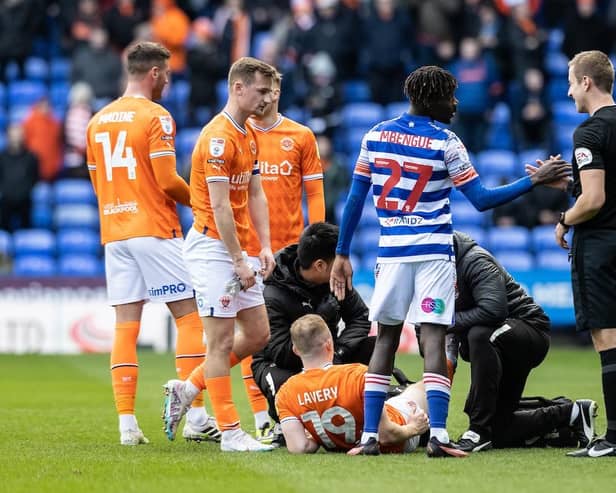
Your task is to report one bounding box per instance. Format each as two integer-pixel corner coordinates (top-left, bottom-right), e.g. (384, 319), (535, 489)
(53, 179), (96, 205)
(454, 225), (485, 246)
(476, 150), (519, 178)
(50, 81), (70, 109)
(547, 28), (564, 53)
(531, 225), (560, 252)
(487, 226), (530, 252)
(343, 80), (371, 103)
(54, 204), (99, 229)
(518, 148), (548, 168)
(353, 226), (380, 256)
(172, 79), (190, 107)
(546, 52), (569, 77)
(341, 103), (384, 129)
(8, 81), (47, 107)
(495, 250), (534, 271)
(216, 79), (228, 110)
(552, 101), (586, 126)
(344, 127), (367, 155)
(284, 106), (305, 124)
(31, 205), (53, 229)
(535, 250), (570, 270)
(490, 102), (511, 125)
(547, 78), (569, 103)
(8, 105), (31, 124)
(13, 254), (57, 277)
(25, 57), (49, 81)
(485, 123), (514, 150)
(4, 61), (19, 81)
(57, 229), (100, 255)
(176, 127), (202, 162)
(58, 254), (103, 277)
(0, 82), (5, 107)
(0, 107), (6, 131)
(0, 229), (12, 258)
(451, 201), (487, 227)
(251, 32), (272, 58)
(385, 101), (408, 119)
(0, 132), (5, 152)
(50, 58), (71, 81)
(13, 229), (56, 256)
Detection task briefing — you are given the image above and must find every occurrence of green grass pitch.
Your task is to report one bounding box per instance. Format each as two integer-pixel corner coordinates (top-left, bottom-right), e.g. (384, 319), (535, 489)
(0, 347), (613, 493)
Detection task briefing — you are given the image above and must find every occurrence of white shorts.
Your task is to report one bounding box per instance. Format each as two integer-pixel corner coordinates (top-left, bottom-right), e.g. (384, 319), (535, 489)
(385, 394), (425, 453)
(369, 259), (455, 326)
(184, 228), (264, 318)
(105, 237), (193, 305)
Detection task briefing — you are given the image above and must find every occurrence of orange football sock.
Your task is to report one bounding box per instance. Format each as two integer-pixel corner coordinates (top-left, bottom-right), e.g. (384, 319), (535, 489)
(241, 356), (268, 414)
(188, 351), (241, 392)
(110, 321), (140, 415)
(175, 311), (205, 408)
(207, 375), (240, 431)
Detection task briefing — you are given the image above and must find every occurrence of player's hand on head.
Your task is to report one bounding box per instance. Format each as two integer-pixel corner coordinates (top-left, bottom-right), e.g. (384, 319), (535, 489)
(330, 255), (353, 302)
(235, 259), (256, 290)
(259, 247), (275, 279)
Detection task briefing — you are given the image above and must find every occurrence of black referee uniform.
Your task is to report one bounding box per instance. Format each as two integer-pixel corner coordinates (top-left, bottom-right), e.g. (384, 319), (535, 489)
(569, 106), (616, 332)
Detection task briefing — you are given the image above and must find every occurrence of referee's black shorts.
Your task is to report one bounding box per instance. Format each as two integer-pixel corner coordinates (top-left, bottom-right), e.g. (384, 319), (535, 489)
(571, 228), (616, 331)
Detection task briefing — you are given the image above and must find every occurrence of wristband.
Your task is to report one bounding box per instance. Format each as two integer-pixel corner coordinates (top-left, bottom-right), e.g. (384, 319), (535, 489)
(559, 211), (570, 228)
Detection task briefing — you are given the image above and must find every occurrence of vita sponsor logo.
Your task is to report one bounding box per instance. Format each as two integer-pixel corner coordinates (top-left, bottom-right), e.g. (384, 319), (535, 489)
(421, 297), (445, 314)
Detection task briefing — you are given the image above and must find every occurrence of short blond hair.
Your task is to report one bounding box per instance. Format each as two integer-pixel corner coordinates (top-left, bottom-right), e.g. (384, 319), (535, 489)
(569, 50), (614, 94)
(228, 57), (277, 88)
(290, 314), (331, 358)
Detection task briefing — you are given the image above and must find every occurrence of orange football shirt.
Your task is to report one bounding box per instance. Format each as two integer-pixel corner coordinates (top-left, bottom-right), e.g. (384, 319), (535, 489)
(86, 96), (182, 244)
(276, 363), (408, 452)
(245, 115), (323, 256)
(190, 112), (259, 248)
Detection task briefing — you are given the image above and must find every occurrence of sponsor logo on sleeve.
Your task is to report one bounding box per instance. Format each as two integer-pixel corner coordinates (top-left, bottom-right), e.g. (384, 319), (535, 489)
(210, 137), (225, 157)
(159, 115), (174, 134)
(575, 147), (593, 168)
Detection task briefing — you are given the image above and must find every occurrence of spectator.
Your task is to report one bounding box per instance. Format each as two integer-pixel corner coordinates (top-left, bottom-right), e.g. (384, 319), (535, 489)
(0, 0), (45, 83)
(304, 52), (342, 137)
(22, 98), (63, 183)
(514, 67), (551, 150)
(302, 0), (359, 81)
(215, 0), (252, 66)
(151, 0), (191, 75)
(103, 0), (148, 52)
(70, 0), (103, 51)
(72, 27), (123, 101)
(318, 134), (350, 224)
(64, 82), (94, 179)
(449, 36), (502, 153)
(186, 17), (226, 122)
(562, 0), (612, 60)
(409, 0), (461, 66)
(0, 123), (39, 232)
(360, 0), (412, 105)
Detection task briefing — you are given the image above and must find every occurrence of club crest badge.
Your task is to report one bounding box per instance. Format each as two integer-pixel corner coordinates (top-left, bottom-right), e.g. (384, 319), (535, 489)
(159, 115), (173, 135)
(280, 137), (294, 151)
(210, 138), (225, 157)
(219, 294), (232, 311)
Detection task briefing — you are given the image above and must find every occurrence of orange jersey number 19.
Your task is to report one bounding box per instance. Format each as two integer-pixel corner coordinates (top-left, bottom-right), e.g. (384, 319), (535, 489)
(301, 406), (357, 449)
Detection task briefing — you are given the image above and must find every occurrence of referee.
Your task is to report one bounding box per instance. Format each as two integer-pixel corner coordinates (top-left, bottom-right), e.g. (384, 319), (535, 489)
(556, 50), (616, 458)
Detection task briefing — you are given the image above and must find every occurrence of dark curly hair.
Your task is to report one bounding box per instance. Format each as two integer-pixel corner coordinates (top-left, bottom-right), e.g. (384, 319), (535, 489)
(404, 66), (457, 109)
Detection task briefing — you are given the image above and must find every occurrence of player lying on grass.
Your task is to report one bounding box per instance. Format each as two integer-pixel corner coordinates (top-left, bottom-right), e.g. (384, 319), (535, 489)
(275, 314), (433, 454)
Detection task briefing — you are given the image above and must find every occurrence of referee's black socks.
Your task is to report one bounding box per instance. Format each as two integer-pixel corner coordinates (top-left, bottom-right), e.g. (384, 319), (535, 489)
(599, 348), (616, 443)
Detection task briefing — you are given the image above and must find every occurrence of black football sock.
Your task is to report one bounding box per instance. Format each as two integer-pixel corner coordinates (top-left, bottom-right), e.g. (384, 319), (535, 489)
(599, 348), (616, 443)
